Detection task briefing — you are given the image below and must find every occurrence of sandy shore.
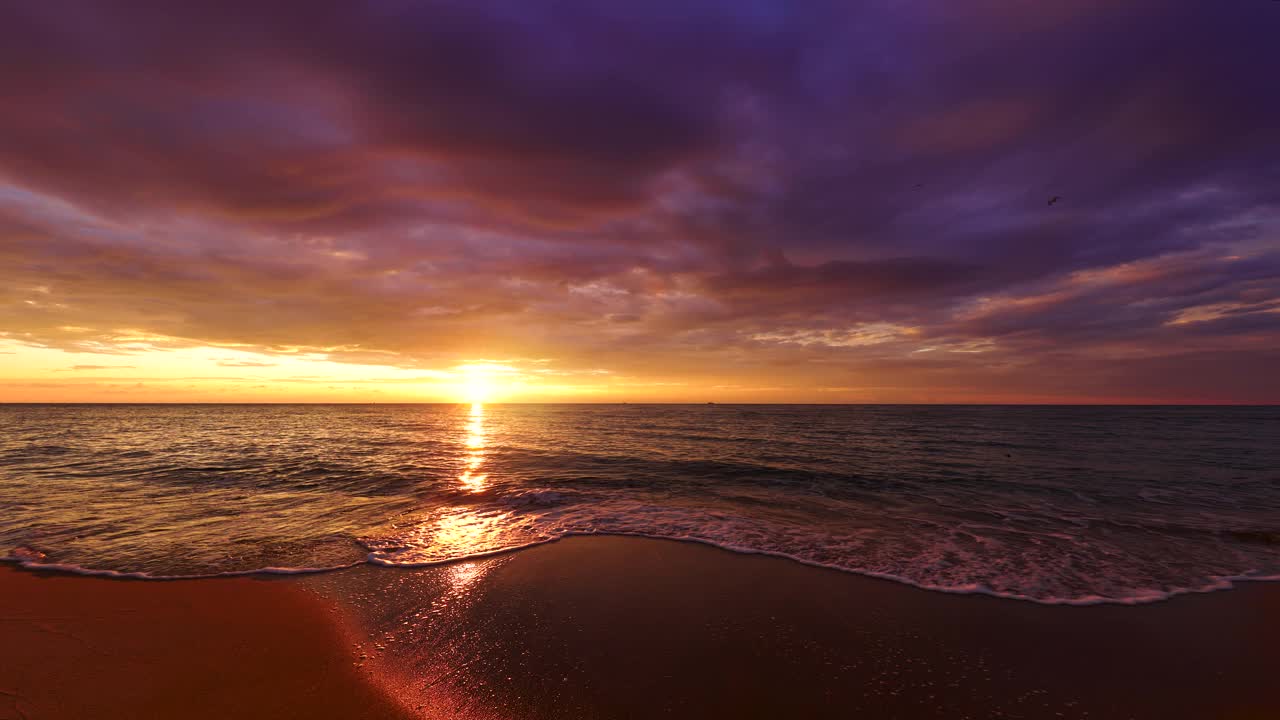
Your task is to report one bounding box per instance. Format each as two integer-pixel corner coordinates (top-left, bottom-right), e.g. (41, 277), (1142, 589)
(0, 565), (412, 720)
(3, 536), (1278, 719)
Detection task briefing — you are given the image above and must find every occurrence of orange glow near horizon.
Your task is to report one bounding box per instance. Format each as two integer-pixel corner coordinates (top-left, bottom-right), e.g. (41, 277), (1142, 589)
(0, 334), (1259, 405)
(0, 337), (633, 402)
(461, 373), (497, 404)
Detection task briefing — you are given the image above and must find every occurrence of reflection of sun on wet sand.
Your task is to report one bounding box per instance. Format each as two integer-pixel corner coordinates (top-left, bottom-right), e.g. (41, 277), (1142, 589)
(4, 538), (1280, 719)
(321, 537), (1280, 720)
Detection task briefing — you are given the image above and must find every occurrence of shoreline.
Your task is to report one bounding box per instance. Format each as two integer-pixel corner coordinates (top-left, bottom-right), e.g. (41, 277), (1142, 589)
(4, 535), (1278, 719)
(8, 530), (1280, 607)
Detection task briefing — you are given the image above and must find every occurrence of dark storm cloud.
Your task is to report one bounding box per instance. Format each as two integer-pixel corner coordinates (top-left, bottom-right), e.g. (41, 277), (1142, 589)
(1, 0), (1278, 400)
(0, 0), (826, 227)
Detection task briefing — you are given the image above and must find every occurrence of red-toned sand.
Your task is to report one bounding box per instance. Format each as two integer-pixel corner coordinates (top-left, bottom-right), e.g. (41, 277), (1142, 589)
(3, 536), (1279, 719)
(0, 566), (411, 720)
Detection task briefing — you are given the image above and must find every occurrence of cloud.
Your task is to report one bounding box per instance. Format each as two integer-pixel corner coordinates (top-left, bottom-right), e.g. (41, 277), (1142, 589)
(216, 360), (278, 368)
(0, 0), (1277, 401)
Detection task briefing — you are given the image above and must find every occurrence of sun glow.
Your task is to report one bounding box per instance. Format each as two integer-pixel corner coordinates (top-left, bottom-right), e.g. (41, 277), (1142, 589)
(461, 373), (496, 404)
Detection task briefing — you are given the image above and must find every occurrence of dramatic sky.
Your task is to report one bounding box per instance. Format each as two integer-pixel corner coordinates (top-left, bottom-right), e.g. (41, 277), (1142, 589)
(2, 1), (1278, 402)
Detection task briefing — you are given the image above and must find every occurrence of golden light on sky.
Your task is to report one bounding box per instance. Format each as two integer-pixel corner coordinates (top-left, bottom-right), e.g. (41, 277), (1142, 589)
(459, 367), (499, 405)
(2, 1), (1278, 405)
(0, 336), (670, 403)
(0, 329), (853, 403)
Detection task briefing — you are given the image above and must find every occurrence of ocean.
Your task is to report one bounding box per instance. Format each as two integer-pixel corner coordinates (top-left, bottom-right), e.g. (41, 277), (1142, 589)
(2, 404), (1277, 604)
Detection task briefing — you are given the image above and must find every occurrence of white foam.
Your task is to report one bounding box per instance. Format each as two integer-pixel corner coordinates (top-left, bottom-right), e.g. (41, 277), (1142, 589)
(7, 534), (1279, 605)
(555, 532), (1280, 606)
(357, 513), (1280, 606)
(2, 553), (361, 581)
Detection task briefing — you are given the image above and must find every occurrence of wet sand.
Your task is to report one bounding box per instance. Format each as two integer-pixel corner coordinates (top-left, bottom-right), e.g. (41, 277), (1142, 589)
(4, 536), (1279, 719)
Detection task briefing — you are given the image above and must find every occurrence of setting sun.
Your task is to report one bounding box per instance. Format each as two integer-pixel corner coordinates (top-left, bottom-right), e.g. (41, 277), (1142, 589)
(461, 373), (497, 405)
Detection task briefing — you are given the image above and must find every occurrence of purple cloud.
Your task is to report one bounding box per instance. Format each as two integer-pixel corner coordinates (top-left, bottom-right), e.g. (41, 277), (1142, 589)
(1, 0), (1277, 401)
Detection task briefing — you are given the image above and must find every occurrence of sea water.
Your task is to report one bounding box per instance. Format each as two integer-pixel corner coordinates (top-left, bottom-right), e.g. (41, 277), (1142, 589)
(2, 403), (1277, 603)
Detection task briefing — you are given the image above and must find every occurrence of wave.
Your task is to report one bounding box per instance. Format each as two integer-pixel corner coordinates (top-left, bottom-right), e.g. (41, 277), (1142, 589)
(4, 546), (360, 580)
(9, 531), (1279, 606)
(4, 404), (1278, 606)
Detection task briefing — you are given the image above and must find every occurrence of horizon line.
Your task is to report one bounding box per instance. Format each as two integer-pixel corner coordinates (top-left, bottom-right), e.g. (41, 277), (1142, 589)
(1, 401), (1276, 407)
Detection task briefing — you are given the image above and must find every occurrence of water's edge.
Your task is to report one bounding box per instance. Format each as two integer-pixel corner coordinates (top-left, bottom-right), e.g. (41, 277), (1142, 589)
(8, 532), (1280, 607)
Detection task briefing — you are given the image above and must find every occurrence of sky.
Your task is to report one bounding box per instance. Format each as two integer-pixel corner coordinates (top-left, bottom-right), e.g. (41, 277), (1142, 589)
(1, 0), (1278, 403)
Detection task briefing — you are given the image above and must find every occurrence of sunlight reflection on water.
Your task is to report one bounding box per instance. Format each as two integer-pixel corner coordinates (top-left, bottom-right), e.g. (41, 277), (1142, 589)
(5, 404), (1279, 602)
(459, 403), (488, 493)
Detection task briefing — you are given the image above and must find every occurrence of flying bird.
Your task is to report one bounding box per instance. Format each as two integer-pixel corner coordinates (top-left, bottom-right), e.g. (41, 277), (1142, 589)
(1048, 196), (1062, 206)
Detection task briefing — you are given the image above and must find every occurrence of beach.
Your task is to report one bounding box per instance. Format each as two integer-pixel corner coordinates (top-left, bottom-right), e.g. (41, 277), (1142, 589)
(4, 536), (1277, 719)
(4, 0), (1278, 715)
(0, 563), (411, 720)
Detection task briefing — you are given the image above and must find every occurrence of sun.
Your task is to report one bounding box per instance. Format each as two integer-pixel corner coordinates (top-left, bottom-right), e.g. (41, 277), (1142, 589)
(462, 373), (496, 404)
